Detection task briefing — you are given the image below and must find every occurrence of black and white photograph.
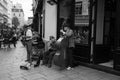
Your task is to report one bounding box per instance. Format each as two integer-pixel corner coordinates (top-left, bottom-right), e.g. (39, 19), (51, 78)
(0, 0), (120, 80)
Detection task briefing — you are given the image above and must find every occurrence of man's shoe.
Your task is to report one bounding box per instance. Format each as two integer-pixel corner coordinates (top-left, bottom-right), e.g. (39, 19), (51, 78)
(66, 67), (73, 70)
(34, 64), (39, 67)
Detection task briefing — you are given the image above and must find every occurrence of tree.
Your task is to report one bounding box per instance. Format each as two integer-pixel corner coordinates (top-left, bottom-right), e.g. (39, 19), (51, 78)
(12, 17), (20, 28)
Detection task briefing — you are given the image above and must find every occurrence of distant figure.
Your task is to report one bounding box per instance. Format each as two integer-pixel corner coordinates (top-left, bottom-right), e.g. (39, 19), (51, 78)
(10, 32), (17, 47)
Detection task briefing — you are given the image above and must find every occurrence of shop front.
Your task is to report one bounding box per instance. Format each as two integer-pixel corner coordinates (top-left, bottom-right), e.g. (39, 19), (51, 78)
(72, 0), (120, 75)
(33, 0), (120, 75)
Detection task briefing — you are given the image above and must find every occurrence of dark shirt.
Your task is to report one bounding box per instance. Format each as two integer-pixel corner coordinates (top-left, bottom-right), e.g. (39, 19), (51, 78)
(49, 41), (57, 51)
(32, 37), (45, 49)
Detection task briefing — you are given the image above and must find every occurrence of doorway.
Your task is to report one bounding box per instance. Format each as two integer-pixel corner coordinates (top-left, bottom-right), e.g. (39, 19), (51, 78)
(95, 0), (117, 68)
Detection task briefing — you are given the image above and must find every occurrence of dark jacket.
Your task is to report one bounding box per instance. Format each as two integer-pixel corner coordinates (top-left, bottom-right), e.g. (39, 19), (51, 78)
(65, 29), (75, 48)
(32, 37), (45, 49)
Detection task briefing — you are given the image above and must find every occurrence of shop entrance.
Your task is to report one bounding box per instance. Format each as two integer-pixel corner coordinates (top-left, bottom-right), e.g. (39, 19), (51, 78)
(73, 0), (120, 72)
(97, 0), (116, 68)
(93, 0), (120, 70)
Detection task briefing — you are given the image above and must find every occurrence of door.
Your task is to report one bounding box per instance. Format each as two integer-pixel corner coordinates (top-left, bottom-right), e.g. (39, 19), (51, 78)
(73, 0), (97, 63)
(113, 0), (120, 70)
(93, 0), (117, 64)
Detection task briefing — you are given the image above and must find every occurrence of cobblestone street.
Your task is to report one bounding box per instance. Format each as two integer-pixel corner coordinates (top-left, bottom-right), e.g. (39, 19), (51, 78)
(0, 41), (119, 80)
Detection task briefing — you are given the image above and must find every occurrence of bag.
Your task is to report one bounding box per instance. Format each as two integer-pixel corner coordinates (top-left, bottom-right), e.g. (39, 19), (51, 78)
(20, 62), (31, 70)
(53, 52), (61, 66)
(53, 51), (66, 67)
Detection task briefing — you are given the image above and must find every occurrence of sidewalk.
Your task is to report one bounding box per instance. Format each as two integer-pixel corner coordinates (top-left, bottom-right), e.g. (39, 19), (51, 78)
(0, 41), (119, 80)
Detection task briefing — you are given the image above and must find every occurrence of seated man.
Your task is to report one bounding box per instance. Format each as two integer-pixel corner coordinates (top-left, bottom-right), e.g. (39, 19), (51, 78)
(32, 34), (45, 67)
(42, 36), (57, 68)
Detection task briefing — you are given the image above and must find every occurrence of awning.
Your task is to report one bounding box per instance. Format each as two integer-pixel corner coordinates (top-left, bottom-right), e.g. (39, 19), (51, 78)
(75, 15), (89, 26)
(75, 23), (89, 26)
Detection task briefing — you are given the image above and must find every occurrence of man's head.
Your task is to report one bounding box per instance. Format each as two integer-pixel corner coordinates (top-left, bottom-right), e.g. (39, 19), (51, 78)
(64, 26), (70, 31)
(49, 36), (55, 42)
(49, 36), (55, 40)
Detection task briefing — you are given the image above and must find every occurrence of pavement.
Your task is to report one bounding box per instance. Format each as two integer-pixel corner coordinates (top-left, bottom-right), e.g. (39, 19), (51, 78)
(0, 41), (120, 80)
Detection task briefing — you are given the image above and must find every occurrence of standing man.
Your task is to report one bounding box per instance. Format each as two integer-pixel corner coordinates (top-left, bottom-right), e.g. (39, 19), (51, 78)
(60, 26), (75, 70)
(25, 26), (33, 65)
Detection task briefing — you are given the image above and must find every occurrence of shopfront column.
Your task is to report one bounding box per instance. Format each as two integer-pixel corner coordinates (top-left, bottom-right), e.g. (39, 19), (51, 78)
(96, 0), (104, 44)
(115, 0), (120, 48)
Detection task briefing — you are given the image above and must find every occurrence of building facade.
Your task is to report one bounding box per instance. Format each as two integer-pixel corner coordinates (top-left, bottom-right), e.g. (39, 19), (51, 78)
(32, 0), (57, 41)
(33, 0), (120, 75)
(7, 0), (13, 27)
(12, 3), (25, 28)
(0, 0), (8, 24)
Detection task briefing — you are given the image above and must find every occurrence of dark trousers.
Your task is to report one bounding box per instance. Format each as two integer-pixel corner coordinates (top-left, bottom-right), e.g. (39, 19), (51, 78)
(26, 40), (32, 64)
(43, 50), (51, 64)
(43, 49), (56, 65)
(35, 49), (44, 66)
(48, 51), (56, 65)
(66, 47), (74, 67)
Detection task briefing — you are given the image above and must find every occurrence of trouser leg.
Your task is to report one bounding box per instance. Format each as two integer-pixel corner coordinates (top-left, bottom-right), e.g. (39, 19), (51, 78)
(48, 51), (56, 67)
(43, 50), (51, 64)
(66, 47), (73, 67)
(35, 49), (42, 66)
(26, 40), (32, 64)
(14, 43), (16, 47)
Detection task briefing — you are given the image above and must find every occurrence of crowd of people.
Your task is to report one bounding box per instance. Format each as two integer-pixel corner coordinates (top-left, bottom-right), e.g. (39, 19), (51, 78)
(0, 23), (18, 49)
(20, 24), (75, 70)
(0, 20), (75, 71)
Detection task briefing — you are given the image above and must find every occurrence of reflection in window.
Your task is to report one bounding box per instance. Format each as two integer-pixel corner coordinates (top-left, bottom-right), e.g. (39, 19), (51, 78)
(75, 2), (82, 16)
(74, 26), (89, 44)
(74, 0), (89, 45)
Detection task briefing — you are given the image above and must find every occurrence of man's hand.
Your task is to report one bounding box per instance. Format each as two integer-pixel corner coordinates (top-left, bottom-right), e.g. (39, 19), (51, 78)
(60, 30), (64, 32)
(60, 30), (65, 34)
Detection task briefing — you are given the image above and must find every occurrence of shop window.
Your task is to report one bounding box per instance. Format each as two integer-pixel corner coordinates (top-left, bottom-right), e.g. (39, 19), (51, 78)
(74, 0), (89, 45)
(75, 2), (82, 16)
(74, 26), (89, 44)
